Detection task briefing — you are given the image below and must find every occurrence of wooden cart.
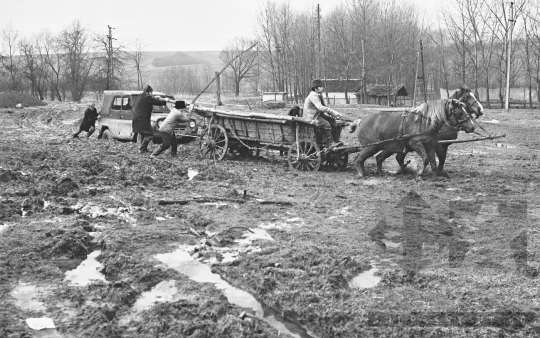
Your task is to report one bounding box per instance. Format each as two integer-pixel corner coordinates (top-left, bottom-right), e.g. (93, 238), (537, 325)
(193, 106), (350, 171)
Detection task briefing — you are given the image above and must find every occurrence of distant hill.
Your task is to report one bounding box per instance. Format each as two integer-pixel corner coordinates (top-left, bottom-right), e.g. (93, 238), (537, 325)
(151, 52), (199, 67)
(140, 51), (223, 76)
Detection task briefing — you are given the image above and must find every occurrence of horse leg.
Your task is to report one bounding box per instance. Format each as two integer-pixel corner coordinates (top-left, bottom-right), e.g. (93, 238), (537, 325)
(375, 150), (394, 175)
(395, 152), (408, 174)
(426, 147), (438, 174)
(354, 146), (380, 178)
(436, 144), (449, 176)
(410, 143), (430, 177)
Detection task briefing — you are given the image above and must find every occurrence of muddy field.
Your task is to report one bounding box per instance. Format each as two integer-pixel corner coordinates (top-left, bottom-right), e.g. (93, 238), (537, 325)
(1, 99), (540, 338)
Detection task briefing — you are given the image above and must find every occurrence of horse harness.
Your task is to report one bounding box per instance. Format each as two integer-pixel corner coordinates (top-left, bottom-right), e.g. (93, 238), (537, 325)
(396, 100), (471, 146)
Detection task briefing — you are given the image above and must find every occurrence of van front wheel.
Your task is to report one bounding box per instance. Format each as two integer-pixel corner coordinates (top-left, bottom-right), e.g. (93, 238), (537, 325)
(102, 129), (112, 140)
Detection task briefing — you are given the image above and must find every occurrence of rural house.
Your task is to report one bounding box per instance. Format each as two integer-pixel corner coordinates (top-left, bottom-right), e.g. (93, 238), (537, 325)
(360, 84), (408, 106)
(323, 78), (363, 104)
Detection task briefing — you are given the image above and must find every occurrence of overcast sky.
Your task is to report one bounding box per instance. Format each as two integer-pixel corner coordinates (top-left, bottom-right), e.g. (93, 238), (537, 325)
(3, 0), (439, 51)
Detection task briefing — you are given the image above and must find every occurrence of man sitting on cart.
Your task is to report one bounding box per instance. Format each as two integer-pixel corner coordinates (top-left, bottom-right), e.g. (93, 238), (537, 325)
(303, 79), (343, 148)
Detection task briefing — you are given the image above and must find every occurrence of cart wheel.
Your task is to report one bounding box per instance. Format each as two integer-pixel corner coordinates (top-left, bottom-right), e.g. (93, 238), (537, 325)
(287, 140), (321, 171)
(323, 152), (349, 171)
(199, 124), (228, 160)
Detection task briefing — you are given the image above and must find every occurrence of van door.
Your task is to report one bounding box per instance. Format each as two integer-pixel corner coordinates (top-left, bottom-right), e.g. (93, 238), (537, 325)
(118, 96), (133, 138)
(110, 96), (124, 139)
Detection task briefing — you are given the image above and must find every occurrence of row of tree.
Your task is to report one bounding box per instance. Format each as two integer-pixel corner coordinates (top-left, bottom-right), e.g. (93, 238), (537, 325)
(3, 0), (540, 107)
(0, 21), (149, 101)
(223, 0), (540, 107)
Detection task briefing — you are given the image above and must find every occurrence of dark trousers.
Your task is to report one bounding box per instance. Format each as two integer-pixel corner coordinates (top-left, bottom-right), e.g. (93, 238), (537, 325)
(317, 114), (339, 143)
(159, 130), (177, 155)
(73, 126), (95, 138)
(139, 134), (153, 151)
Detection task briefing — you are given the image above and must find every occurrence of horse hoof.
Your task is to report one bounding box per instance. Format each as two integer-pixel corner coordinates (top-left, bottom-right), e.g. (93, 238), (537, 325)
(437, 172), (450, 178)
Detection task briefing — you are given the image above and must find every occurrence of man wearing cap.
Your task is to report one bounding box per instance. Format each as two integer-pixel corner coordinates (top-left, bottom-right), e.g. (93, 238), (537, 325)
(151, 100), (191, 158)
(133, 85), (169, 153)
(303, 79), (343, 147)
(73, 102), (100, 138)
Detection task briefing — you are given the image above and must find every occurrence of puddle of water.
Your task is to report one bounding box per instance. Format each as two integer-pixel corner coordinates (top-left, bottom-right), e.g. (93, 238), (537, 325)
(263, 306), (318, 338)
(154, 247), (312, 338)
(132, 280), (180, 311)
(381, 239), (401, 249)
(29, 328), (63, 338)
(202, 202), (228, 209)
(187, 168), (198, 180)
(64, 251), (107, 286)
(362, 178), (382, 186)
(496, 143), (517, 149)
(156, 248), (263, 314)
(11, 282), (47, 312)
(120, 280), (196, 325)
(235, 228), (274, 246)
(260, 218), (304, 230)
(155, 247), (316, 338)
(0, 223), (11, 234)
(349, 264), (382, 289)
(73, 204), (136, 225)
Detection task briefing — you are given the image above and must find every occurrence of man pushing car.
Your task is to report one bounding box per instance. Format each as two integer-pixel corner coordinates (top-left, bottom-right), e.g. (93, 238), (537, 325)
(150, 100), (191, 158)
(132, 85), (169, 153)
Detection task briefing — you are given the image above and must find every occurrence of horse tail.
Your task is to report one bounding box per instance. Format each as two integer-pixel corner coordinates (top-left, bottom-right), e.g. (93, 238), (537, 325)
(349, 118), (361, 133)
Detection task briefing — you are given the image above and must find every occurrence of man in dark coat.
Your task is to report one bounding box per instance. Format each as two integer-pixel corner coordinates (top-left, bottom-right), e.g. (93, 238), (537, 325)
(133, 85), (169, 153)
(73, 103), (100, 138)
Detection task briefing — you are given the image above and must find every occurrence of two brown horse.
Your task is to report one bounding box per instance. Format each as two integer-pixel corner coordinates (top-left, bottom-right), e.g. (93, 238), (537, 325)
(353, 99), (475, 178)
(393, 87), (484, 176)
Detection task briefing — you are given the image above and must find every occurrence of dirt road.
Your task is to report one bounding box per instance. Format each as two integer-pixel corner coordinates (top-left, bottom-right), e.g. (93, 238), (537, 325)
(1, 102), (539, 337)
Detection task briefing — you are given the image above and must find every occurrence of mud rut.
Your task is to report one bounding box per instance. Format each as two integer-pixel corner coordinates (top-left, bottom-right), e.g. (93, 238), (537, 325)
(1, 104), (540, 337)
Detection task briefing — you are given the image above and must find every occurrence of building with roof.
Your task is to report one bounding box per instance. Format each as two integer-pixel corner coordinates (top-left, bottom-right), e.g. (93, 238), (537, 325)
(321, 78), (363, 105)
(358, 84), (408, 106)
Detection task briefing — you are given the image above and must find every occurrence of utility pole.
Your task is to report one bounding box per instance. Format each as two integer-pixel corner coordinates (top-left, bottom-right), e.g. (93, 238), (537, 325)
(215, 71), (222, 106)
(316, 4), (321, 78)
(505, 2), (515, 112)
(106, 25), (116, 90)
(420, 39), (427, 103)
(413, 50), (420, 107)
(413, 40), (427, 107)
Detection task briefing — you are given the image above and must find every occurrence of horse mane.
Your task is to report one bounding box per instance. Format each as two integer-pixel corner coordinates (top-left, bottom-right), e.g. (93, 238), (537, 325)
(409, 99), (448, 128)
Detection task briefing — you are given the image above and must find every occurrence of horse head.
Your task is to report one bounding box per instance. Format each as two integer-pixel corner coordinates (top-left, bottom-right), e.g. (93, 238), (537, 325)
(451, 86), (484, 118)
(447, 99), (475, 133)
(461, 91), (484, 118)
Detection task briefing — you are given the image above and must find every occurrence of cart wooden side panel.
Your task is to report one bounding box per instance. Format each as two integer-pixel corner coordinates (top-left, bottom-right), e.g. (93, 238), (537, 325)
(193, 106), (349, 171)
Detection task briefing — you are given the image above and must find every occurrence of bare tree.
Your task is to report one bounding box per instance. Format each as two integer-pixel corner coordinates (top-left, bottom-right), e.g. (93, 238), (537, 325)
(376, 0), (419, 106)
(41, 31), (64, 101)
(1, 23), (21, 90)
(325, 4), (355, 103)
(349, 0), (379, 103)
(130, 39), (147, 91)
(95, 27), (128, 91)
(219, 37), (258, 97)
(58, 20), (95, 101)
(19, 34), (48, 99)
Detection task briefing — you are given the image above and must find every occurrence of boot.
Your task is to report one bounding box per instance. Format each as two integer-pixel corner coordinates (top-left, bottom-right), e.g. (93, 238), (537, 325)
(151, 147), (164, 158)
